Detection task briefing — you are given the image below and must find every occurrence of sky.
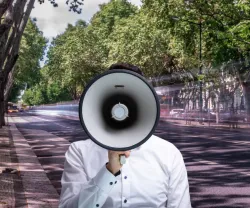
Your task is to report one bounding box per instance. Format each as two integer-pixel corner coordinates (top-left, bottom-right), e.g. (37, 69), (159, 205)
(31, 0), (142, 40)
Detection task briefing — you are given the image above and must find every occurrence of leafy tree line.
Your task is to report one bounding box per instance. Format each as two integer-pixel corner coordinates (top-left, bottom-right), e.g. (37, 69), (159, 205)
(6, 0), (249, 121)
(23, 0), (138, 104)
(23, 0), (250, 119)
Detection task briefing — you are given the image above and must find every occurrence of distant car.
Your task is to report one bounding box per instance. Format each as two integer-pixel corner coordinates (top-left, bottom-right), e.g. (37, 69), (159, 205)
(8, 106), (19, 113)
(170, 109), (184, 117)
(19, 108), (24, 112)
(181, 109), (216, 122)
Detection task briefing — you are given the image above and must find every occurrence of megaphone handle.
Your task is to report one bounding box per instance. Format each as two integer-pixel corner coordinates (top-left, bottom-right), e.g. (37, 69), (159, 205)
(120, 155), (126, 165)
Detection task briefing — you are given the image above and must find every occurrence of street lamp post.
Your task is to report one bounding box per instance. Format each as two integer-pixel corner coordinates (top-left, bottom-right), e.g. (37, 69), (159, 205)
(172, 16), (203, 123)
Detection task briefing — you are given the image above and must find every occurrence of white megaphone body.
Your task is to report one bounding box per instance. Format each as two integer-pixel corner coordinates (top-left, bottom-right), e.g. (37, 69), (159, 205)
(79, 69), (160, 164)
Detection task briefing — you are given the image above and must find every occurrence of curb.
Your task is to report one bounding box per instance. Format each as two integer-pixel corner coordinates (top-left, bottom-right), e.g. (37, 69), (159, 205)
(8, 117), (59, 208)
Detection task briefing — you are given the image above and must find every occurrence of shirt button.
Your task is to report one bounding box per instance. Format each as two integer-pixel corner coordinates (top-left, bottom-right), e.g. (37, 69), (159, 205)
(124, 199), (127, 203)
(110, 182), (113, 185)
(124, 176), (127, 179)
(96, 204), (99, 207)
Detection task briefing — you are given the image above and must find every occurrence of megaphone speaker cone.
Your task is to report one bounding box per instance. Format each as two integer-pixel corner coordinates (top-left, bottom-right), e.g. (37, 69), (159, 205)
(79, 69), (160, 151)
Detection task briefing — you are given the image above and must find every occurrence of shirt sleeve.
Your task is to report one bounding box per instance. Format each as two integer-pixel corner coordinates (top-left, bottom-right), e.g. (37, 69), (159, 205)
(166, 149), (192, 208)
(59, 143), (118, 208)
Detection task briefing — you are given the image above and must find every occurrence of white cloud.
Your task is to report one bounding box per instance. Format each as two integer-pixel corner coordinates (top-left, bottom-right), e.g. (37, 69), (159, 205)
(31, 0), (141, 39)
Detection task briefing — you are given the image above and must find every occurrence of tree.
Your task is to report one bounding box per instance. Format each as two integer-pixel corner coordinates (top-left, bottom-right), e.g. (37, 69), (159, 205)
(18, 0), (249, 122)
(0, 0), (84, 127)
(90, 0), (137, 36)
(88, 0), (138, 67)
(45, 0), (137, 99)
(141, 0), (250, 120)
(46, 22), (103, 100)
(7, 19), (47, 103)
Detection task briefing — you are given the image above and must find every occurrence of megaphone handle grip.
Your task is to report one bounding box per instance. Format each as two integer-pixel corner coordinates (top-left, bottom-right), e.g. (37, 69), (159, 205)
(120, 155), (126, 165)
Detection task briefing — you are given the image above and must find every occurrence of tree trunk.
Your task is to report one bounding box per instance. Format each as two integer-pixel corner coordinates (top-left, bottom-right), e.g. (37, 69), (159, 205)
(216, 100), (219, 124)
(0, 0), (35, 128)
(4, 68), (15, 100)
(0, 0), (34, 128)
(0, 54), (18, 127)
(0, 0), (13, 19)
(0, 4), (13, 66)
(0, 82), (5, 127)
(0, 0), (27, 70)
(242, 82), (250, 122)
(4, 68), (15, 116)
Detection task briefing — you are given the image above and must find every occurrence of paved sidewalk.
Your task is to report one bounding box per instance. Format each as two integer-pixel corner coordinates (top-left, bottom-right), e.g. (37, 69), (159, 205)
(0, 116), (60, 208)
(0, 125), (21, 208)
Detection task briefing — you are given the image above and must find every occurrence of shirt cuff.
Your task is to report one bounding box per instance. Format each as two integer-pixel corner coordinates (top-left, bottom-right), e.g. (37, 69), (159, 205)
(93, 164), (118, 194)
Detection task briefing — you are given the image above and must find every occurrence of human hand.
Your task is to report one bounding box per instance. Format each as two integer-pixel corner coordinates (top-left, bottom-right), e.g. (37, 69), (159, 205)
(106, 151), (131, 175)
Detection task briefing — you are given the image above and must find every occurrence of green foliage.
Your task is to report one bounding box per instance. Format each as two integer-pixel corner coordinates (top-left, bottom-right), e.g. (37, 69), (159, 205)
(141, 0), (250, 69)
(90, 0), (137, 37)
(22, 88), (34, 106)
(22, 85), (47, 105)
(9, 19), (47, 102)
(8, 83), (26, 103)
(47, 81), (71, 103)
(44, 0), (137, 100)
(46, 22), (105, 99)
(107, 13), (171, 76)
(23, 0), (250, 107)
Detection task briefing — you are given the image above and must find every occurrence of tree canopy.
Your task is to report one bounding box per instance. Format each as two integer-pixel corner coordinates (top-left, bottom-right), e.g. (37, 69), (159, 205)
(8, 19), (47, 103)
(16, 0), (250, 119)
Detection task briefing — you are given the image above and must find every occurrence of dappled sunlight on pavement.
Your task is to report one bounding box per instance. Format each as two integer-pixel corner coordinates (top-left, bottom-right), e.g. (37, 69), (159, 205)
(155, 121), (250, 207)
(2, 113), (250, 207)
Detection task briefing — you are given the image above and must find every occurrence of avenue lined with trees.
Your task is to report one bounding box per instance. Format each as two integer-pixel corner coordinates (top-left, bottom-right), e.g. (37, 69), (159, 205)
(0, 0), (84, 127)
(1, 0), (250, 127)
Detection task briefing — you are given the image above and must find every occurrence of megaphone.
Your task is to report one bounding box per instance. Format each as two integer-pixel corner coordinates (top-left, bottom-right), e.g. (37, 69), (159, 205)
(79, 69), (160, 156)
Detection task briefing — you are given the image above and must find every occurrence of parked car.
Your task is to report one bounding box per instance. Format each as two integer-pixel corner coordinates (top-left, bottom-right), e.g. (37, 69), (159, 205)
(169, 109), (184, 118)
(8, 106), (19, 113)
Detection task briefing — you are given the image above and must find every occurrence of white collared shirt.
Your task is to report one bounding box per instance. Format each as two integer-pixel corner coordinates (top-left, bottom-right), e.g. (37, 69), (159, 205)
(59, 135), (191, 208)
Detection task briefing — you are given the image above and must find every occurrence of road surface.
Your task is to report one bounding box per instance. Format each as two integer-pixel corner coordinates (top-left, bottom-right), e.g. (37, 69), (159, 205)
(9, 112), (250, 208)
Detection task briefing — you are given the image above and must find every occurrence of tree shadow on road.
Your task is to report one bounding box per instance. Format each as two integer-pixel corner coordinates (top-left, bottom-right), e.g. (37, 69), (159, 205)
(157, 120), (250, 208)
(9, 114), (250, 207)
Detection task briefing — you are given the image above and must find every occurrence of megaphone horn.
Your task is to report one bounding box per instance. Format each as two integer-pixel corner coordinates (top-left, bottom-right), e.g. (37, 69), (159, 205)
(79, 69), (160, 152)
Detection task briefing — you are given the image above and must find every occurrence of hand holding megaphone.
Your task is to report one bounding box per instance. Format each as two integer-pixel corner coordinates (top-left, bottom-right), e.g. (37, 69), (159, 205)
(106, 150), (131, 175)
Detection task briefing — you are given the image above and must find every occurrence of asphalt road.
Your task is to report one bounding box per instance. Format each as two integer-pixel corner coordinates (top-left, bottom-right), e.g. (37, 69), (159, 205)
(9, 112), (250, 208)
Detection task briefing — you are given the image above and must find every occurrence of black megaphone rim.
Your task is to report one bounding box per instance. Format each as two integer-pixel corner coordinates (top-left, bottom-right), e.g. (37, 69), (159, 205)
(78, 69), (160, 151)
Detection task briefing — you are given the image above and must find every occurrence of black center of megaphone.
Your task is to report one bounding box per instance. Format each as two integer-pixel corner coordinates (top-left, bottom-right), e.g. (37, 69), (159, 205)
(101, 93), (138, 130)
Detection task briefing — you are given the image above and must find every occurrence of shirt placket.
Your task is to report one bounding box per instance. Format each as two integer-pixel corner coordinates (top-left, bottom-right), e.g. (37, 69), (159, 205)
(121, 158), (131, 208)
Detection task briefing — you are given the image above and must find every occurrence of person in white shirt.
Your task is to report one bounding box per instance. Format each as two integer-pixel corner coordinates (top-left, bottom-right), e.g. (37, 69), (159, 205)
(59, 63), (192, 208)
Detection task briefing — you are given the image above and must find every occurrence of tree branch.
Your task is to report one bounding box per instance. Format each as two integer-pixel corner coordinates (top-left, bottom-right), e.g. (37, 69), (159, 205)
(0, 0), (13, 19)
